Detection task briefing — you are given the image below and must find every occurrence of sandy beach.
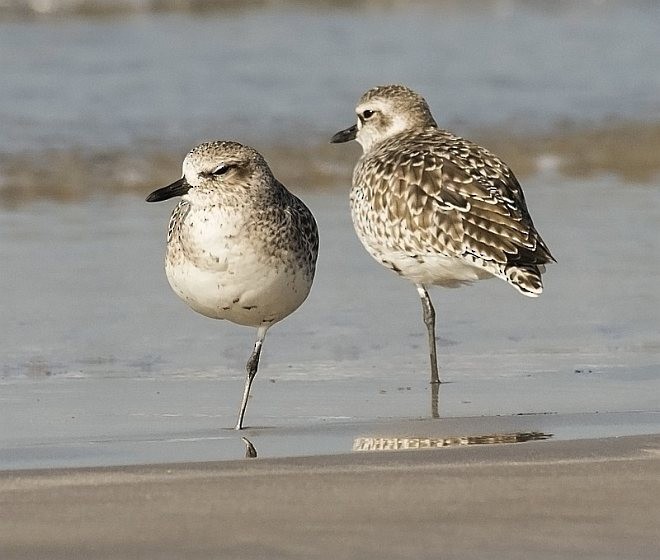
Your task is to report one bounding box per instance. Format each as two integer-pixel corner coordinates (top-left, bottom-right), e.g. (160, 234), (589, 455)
(2, 433), (659, 560)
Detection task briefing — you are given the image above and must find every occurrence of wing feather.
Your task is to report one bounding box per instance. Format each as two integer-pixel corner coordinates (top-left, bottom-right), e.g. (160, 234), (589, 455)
(358, 130), (554, 268)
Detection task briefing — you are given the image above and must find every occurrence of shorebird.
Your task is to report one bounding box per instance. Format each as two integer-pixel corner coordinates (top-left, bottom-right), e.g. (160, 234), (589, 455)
(146, 141), (319, 429)
(331, 84), (554, 385)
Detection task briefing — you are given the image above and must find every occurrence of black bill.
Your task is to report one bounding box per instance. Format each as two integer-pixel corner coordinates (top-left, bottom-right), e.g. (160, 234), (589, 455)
(145, 177), (190, 202)
(330, 124), (358, 144)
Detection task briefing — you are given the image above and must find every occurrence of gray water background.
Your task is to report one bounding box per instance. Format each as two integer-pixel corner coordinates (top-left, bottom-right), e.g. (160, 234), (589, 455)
(0, 1), (659, 468)
(1, 1), (659, 158)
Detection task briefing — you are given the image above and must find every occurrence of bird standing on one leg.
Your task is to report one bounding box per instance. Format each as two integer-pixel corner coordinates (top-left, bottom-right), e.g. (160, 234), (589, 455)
(331, 84), (554, 385)
(147, 141), (319, 429)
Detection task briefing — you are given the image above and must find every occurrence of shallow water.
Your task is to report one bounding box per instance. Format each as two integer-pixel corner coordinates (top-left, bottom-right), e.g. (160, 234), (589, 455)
(1, 1), (659, 158)
(1, 173), (659, 469)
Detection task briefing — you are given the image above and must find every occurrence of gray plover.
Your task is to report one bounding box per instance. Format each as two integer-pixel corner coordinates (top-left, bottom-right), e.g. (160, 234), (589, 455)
(146, 141), (319, 429)
(331, 84), (554, 384)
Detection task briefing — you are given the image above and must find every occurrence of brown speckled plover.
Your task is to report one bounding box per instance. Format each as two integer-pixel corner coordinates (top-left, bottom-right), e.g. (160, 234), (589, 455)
(147, 141), (319, 430)
(332, 84), (554, 385)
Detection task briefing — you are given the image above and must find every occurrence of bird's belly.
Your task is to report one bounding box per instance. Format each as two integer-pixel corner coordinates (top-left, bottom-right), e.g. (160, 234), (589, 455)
(379, 249), (493, 287)
(165, 245), (312, 327)
(356, 229), (492, 288)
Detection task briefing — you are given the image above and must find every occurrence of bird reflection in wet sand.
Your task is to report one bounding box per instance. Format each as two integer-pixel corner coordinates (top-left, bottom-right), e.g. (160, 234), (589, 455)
(353, 431), (552, 452)
(242, 437), (258, 459)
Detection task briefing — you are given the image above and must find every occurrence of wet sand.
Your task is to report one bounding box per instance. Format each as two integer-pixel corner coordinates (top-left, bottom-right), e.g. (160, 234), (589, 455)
(2, 177), (659, 470)
(1, 433), (658, 560)
(2, 120), (660, 206)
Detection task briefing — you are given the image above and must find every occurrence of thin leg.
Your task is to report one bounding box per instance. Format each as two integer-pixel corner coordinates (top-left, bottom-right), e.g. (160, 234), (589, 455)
(416, 284), (440, 385)
(235, 325), (269, 430)
(431, 379), (439, 419)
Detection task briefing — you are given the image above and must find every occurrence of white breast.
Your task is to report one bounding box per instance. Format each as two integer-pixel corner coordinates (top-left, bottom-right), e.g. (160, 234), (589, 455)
(166, 204), (313, 327)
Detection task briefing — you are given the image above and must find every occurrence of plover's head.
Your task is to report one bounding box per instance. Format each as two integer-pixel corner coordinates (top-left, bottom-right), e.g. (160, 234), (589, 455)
(331, 85), (437, 152)
(146, 141), (272, 202)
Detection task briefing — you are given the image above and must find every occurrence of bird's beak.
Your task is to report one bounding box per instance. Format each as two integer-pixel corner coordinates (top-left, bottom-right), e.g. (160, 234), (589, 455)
(330, 124), (358, 144)
(145, 177), (190, 202)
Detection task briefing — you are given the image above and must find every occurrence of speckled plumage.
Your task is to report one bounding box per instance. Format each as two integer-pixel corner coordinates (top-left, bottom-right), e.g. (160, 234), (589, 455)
(332, 84), (554, 385)
(147, 140), (318, 429)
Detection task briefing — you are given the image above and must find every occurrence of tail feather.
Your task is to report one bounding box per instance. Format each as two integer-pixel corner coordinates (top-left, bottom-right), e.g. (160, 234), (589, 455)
(505, 265), (544, 297)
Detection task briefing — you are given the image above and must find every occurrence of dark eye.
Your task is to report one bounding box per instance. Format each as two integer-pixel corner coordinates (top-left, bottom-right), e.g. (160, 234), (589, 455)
(210, 164), (230, 176)
(362, 109), (375, 120)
